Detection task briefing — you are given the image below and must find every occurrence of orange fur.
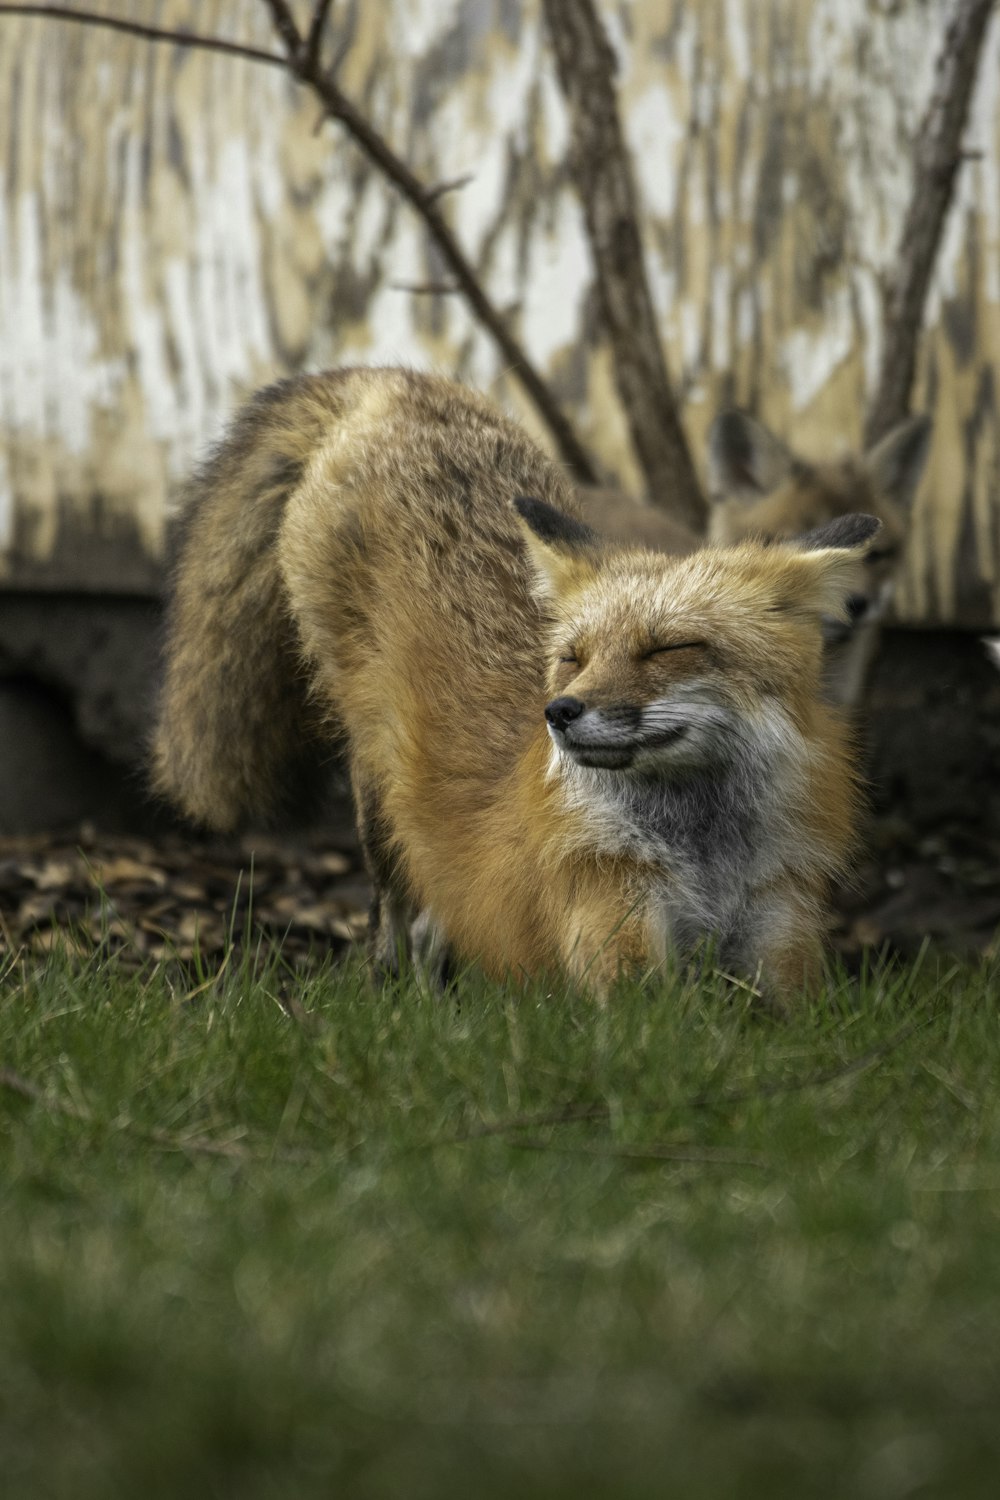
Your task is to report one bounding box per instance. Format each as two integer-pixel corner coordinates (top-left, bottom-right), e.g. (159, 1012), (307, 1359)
(155, 368), (875, 1004)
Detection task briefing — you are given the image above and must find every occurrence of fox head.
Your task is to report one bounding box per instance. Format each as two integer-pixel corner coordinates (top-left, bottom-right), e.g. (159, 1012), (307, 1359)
(515, 496), (880, 776)
(707, 409), (929, 636)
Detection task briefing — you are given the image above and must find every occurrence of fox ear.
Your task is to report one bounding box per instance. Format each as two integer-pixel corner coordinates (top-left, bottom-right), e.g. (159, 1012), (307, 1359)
(514, 495), (600, 603)
(780, 513), (882, 620)
(708, 410), (796, 501)
(514, 496), (598, 549)
(796, 513), (882, 552)
(865, 414), (931, 510)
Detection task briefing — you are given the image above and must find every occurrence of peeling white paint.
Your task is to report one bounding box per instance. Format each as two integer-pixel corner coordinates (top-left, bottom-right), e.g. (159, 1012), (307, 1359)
(352, 181), (391, 278)
(454, 132), (508, 259)
(313, 171), (355, 262)
(204, 138), (270, 392)
(357, 280), (424, 369)
(0, 180), (124, 450)
(711, 265), (730, 370)
(537, 66), (570, 164)
(625, 84), (684, 221)
(852, 264), (882, 399)
(644, 258), (676, 326)
(485, 222), (522, 311)
(783, 285), (854, 412)
(724, 0), (751, 84)
(399, 0), (462, 60)
(522, 190), (590, 368)
(679, 301), (700, 372)
(484, 20), (538, 143)
(736, 288), (754, 349)
(121, 131), (177, 446)
(670, 9), (697, 94)
(462, 322), (503, 392)
(250, 88), (285, 224)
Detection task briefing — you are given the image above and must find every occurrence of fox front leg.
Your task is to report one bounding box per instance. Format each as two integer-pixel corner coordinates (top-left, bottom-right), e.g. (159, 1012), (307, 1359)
(350, 767), (412, 982)
(410, 909), (456, 991)
(351, 767), (456, 989)
(740, 893), (826, 1017)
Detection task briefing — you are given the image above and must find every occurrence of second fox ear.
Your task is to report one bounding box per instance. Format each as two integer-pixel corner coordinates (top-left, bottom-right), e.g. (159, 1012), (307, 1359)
(514, 495), (600, 604)
(708, 410), (796, 501)
(796, 514), (883, 552)
(865, 414), (931, 509)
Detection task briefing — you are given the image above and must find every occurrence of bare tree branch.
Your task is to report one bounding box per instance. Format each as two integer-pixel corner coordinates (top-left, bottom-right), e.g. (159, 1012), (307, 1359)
(541, 0), (706, 531)
(260, 0), (302, 61)
(424, 172), (475, 206)
(260, 0), (600, 482)
(865, 0), (997, 448)
(390, 281), (460, 295)
(305, 0), (335, 70)
(0, 4), (285, 67)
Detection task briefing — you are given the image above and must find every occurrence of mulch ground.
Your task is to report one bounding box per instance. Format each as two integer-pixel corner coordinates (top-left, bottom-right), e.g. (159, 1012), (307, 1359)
(0, 824), (370, 973)
(1, 809), (998, 974)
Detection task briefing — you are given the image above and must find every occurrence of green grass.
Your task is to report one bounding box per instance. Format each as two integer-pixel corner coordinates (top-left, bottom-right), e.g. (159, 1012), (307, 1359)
(2, 941), (1000, 1499)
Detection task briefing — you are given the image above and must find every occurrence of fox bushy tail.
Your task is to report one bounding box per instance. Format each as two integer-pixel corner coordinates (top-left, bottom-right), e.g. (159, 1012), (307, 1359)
(151, 375), (345, 830)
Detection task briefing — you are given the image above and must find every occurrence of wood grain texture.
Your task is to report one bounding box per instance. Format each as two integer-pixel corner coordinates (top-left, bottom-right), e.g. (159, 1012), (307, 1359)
(0, 0), (998, 625)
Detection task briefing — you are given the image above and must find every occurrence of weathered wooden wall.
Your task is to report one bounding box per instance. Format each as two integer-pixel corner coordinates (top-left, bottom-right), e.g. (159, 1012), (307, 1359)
(1, 0), (998, 622)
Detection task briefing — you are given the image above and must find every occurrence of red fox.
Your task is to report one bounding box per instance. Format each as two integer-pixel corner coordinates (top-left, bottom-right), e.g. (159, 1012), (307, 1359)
(153, 368), (879, 1004)
(577, 408), (930, 708)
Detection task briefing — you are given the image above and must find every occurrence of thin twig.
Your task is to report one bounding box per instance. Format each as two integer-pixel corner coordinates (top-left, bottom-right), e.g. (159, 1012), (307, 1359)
(0, 4), (285, 67)
(445, 1100), (609, 1146)
(305, 0), (334, 70)
(175, 945), (232, 1006)
(424, 172), (474, 206)
(509, 1137), (767, 1168)
(390, 280), (460, 295)
(865, 0), (997, 446)
(261, 0), (302, 61)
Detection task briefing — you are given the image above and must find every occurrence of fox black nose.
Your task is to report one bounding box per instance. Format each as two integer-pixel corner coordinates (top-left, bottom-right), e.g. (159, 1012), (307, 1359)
(846, 593), (868, 622)
(545, 696), (585, 731)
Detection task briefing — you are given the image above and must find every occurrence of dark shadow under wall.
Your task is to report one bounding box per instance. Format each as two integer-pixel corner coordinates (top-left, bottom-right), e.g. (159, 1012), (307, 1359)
(864, 628), (1000, 830)
(0, 677), (161, 836)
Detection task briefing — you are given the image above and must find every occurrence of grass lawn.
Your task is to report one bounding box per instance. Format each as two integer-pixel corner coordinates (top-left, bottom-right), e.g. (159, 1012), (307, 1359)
(2, 940), (999, 1498)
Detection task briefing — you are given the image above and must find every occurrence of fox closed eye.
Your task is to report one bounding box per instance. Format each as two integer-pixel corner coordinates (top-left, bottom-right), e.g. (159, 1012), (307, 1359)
(641, 641), (705, 659)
